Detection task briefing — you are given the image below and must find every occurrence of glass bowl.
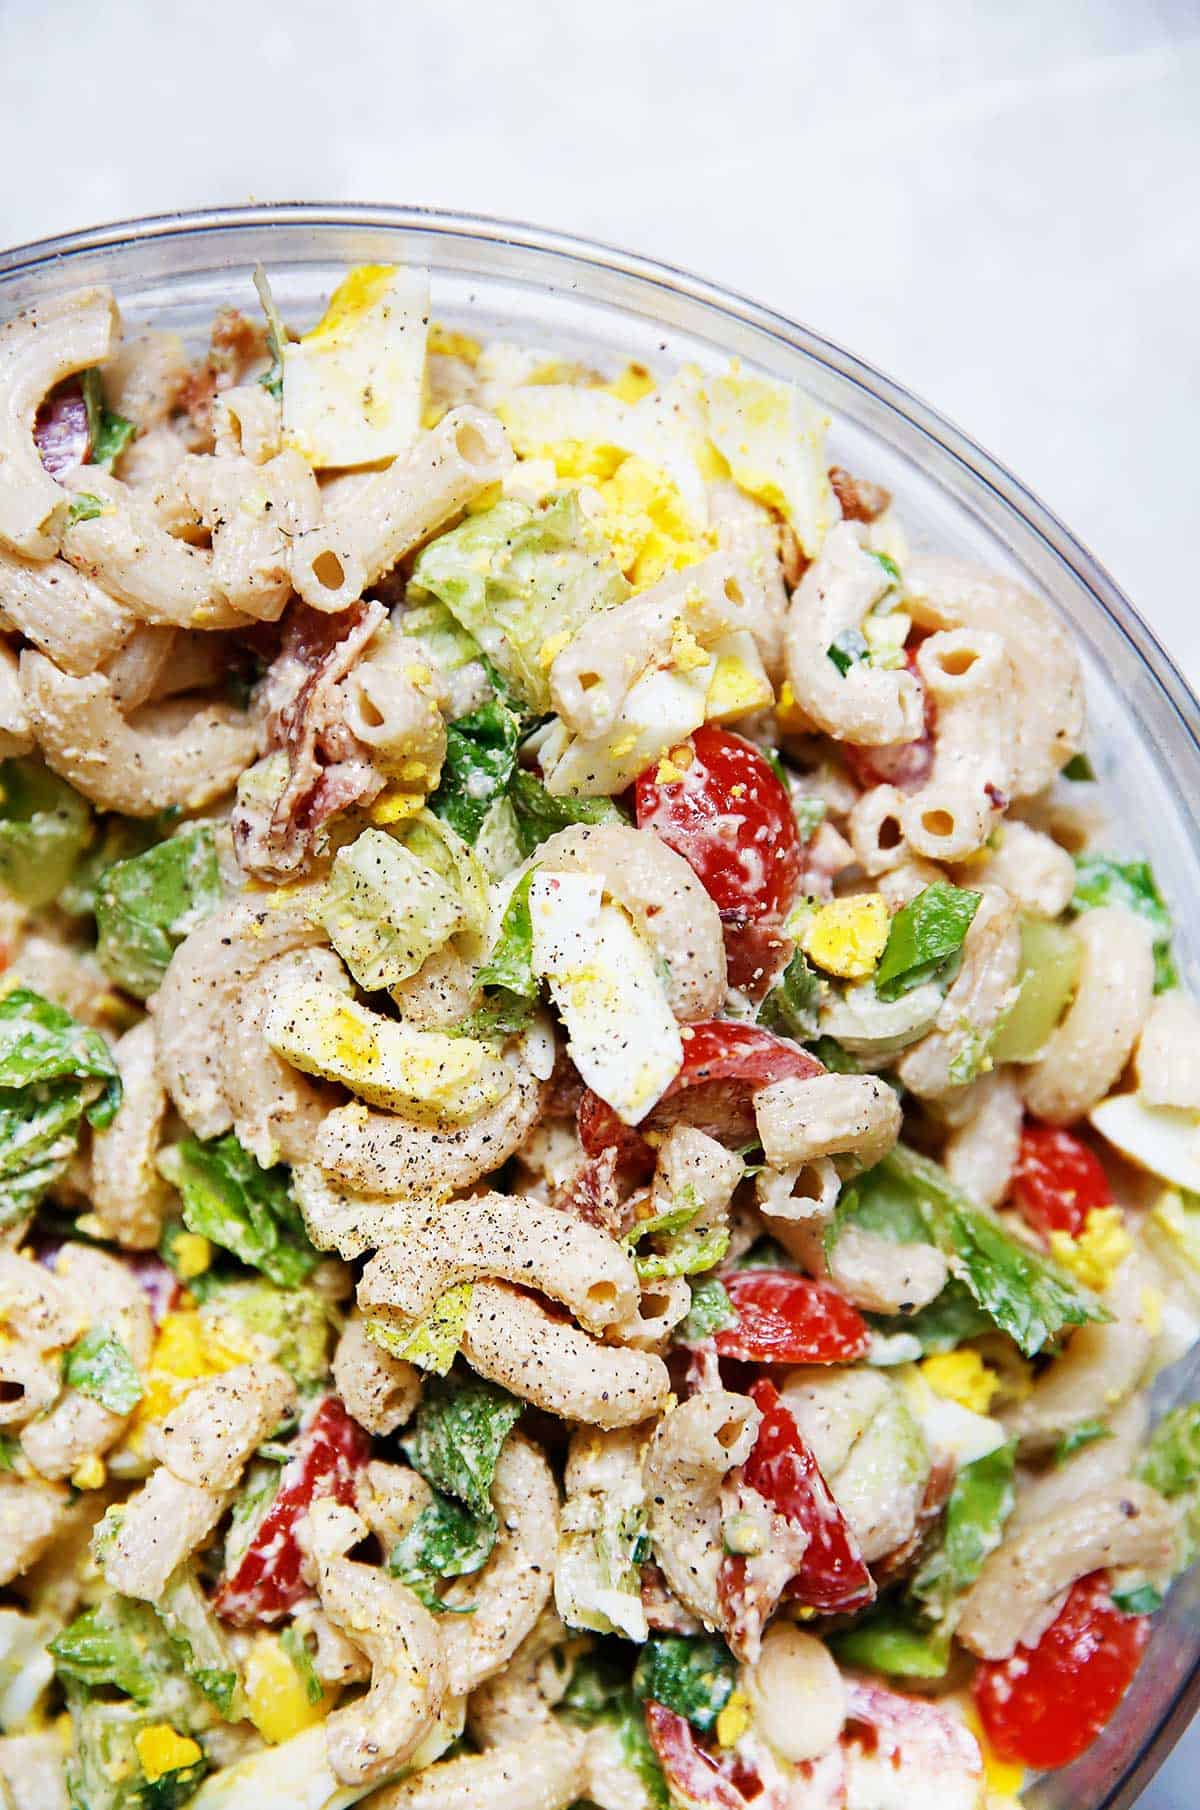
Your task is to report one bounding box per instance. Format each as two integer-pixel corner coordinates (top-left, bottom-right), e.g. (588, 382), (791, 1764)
(1, 202), (1196, 1809)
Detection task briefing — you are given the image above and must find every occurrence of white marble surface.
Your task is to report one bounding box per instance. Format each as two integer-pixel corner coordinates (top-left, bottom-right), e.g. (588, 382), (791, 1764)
(1, 0), (1198, 1800)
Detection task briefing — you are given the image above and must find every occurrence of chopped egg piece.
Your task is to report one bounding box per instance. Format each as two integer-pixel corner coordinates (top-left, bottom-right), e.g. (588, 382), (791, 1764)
(803, 895), (890, 979)
(920, 1350), (999, 1416)
(70, 1454), (106, 1492)
(1089, 1092), (1200, 1194)
(529, 871), (682, 1124)
(245, 1634), (326, 1745)
(134, 1725), (202, 1785)
(693, 366), (834, 556)
(897, 1364), (1007, 1467)
(1048, 1205), (1133, 1294)
(716, 1690), (753, 1749)
(283, 263), (430, 468)
(264, 980), (511, 1122)
(171, 1232), (211, 1282)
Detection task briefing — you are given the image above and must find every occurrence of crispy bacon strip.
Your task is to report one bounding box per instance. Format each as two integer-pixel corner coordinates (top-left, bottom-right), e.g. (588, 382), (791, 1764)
(829, 465), (892, 523)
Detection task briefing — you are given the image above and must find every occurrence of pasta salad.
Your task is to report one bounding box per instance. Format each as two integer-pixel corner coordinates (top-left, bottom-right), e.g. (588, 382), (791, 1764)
(0, 264), (1197, 1810)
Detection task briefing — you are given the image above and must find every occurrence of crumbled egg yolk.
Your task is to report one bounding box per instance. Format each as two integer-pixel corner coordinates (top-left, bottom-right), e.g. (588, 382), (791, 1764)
(655, 744), (694, 785)
(134, 1725), (203, 1785)
(803, 895), (890, 979)
(705, 651), (773, 722)
(1049, 1206), (1133, 1294)
(303, 264), (394, 344)
(427, 323), (482, 364)
(962, 1704), (1026, 1801)
(70, 1454), (107, 1493)
(715, 1689), (753, 1749)
(593, 455), (711, 591)
(539, 628), (574, 669)
(370, 788), (426, 825)
(920, 1350), (999, 1415)
(669, 617), (711, 675)
(170, 1233), (211, 1283)
(244, 1633), (326, 1744)
(130, 1308), (264, 1435)
(604, 362), (656, 404)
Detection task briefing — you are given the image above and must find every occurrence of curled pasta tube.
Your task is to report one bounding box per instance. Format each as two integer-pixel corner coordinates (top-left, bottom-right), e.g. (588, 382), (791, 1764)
(291, 1165), (426, 1259)
(707, 479), (788, 679)
(90, 1018), (172, 1249)
(903, 555), (1085, 797)
(147, 1362), (296, 1491)
(847, 783), (910, 876)
(20, 650), (262, 816)
(313, 1047), (546, 1201)
(365, 1733), (585, 1810)
(954, 819), (1076, 918)
(642, 1389), (760, 1628)
(333, 1315), (421, 1436)
(0, 286), (118, 558)
(159, 449), (323, 621)
(0, 544), (137, 675)
(20, 1248), (153, 1481)
(754, 1072), (902, 1171)
(956, 1480), (1175, 1661)
(1022, 905), (1155, 1124)
(1135, 992), (1200, 1111)
(99, 625), (178, 711)
(1009, 1397), (1148, 1533)
(291, 406), (514, 612)
(782, 521), (923, 745)
(896, 886), (1021, 1101)
(0, 1251), (84, 1430)
(219, 946), (350, 1167)
(608, 1127), (741, 1350)
(154, 889), (326, 1139)
(439, 1433), (558, 1695)
(943, 1070), (1023, 1208)
(304, 1497), (448, 1787)
(359, 1193), (639, 1336)
(901, 627), (1015, 861)
(0, 642), (32, 758)
(462, 1282), (671, 1428)
(0, 1472), (71, 1587)
(60, 469), (250, 631)
(335, 625), (447, 786)
(532, 823), (726, 1020)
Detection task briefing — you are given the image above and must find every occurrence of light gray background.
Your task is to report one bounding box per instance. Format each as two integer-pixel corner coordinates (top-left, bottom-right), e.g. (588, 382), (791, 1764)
(2, 0), (1198, 1800)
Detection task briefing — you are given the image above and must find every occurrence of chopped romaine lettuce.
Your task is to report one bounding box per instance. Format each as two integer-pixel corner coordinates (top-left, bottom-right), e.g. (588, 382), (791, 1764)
(827, 628), (867, 676)
(623, 1187), (729, 1282)
(632, 1637), (737, 1732)
(1061, 752), (1096, 782)
(51, 1601), (164, 1704)
(278, 1625), (322, 1706)
(990, 916), (1082, 1063)
(508, 769), (629, 858)
(196, 1278), (334, 1385)
(0, 987), (122, 1228)
(874, 883), (981, 1002)
(867, 1279), (992, 1354)
(95, 824), (223, 999)
(156, 1568), (242, 1719)
(366, 1282), (475, 1377)
(757, 948), (821, 1039)
(910, 1441), (1016, 1624)
(832, 1605), (951, 1679)
(166, 1135), (318, 1288)
(1055, 1421), (1114, 1465)
(401, 1371), (522, 1525)
(81, 367), (136, 468)
(62, 1326), (144, 1414)
(400, 599), (482, 674)
(321, 827), (465, 990)
(559, 1646), (670, 1810)
(1139, 1403), (1200, 1498)
(677, 1277), (736, 1343)
(65, 493), (105, 525)
(459, 869), (540, 1039)
(388, 1489), (494, 1609)
(57, 815), (160, 920)
(0, 758), (93, 907)
(1072, 853), (1177, 992)
(66, 1686), (209, 1810)
(0, 1432), (18, 1471)
(428, 700), (523, 844)
(0, 986), (121, 1122)
(411, 493), (628, 711)
(840, 1146), (1107, 1356)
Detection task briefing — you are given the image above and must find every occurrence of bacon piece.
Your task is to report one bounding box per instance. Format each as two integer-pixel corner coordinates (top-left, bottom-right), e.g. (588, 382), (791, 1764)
(551, 1147), (623, 1233)
(641, 1563), (705, 1636)
(829, 466), (892, 524)
(34, 379), (91, 478)
(233, 599), (387, 881)
(172, 308), (267, 443)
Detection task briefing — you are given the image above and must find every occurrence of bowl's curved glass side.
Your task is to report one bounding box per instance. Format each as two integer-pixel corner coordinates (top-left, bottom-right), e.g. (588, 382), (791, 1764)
(1, 204), (1198, 1809)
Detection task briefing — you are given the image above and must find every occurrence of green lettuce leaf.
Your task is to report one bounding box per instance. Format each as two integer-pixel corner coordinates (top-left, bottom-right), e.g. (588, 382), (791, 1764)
(508, 769), (630, 858)
(155, 1566), (242, 1719)
(410, 492), (629, 711)
(366, 1282), (475, 1377)
(910, 1441), (1016, 1624)
(95, 825), (223, 999)
(65, 1686), (209, 1810)
(0, 988), (123, 1228)
(1072, 853), (1177, 992)
(82, 367), (136, 469)
(559, 1646), (670, 1810)
(631, 1636), (737, 1733)
(874, 883), (981, 1002)
(757, 948), (821, 1040)
(832, 1605), (951, 1679)
(0, 987), (121, 1123)
(1055, 1421), (1113, 1465)
(866, 1279), (992, 1353)
(63, 1327), (144, 1414)
(0, 758), (93, 908)
(827, 628), (867, 676)
(279, 1624), (322, 1705)
(191, 1277), (334, 1385)
(677, 1277), (736, 1343)
(321, 826), (466, 990)
(1061, 752), (1096, 782)
(402, 1371), (522, 1524)
(388, 1489), (495, 1609)
(459, 869), (540, 1039)
(1138, 1403), (1200, 1497)
(429, 700), (523, 844)
(623, 1186), (730, 1282)
(65, 493), (105, 526)
(166, 1134), (318, 1287)
(856, 1146), (1107, 1356)
(50, 1601), (162, 1704)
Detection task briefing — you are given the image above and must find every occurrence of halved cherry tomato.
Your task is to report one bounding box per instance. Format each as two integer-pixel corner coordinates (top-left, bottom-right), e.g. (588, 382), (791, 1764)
(33, 378), (91, 478)
(214, 1394), (370, 1625)
(735, 1378), (874, 1614)
(714, 1271), (870, 1365)
(644, 1704), (759, 1809)
(578, 1021), (824, 1173)
(842, 649), (935, 793)
(1012, 1119), (1112, 1241)
(635, 726), (802, 989)
(972, 1572), (1149, 1770)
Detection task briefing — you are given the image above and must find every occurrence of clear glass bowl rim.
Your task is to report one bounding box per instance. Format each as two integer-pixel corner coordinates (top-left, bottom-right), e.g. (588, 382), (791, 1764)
(2, 199), (1198, 1807)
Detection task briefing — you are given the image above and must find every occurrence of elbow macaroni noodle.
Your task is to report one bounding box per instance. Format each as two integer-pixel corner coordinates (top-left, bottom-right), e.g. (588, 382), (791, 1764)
(0, 272), (1194, 1807)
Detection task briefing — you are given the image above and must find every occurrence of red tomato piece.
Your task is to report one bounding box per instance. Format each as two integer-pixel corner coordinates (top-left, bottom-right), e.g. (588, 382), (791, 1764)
(578, 1021), (824, 1170)
(644, 1704), (757, 1810)
(972, 1572), (1149, 1770)
(636, 726), (802, 921)
(33, 379), (91, 478)
(743, 1378), (874, 1613)
(1012, 1120), (1113, 1240)
(714, 1271), (870, 1365)
(842, 649), (935, 793)
(214, 1394), (371, 1625)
